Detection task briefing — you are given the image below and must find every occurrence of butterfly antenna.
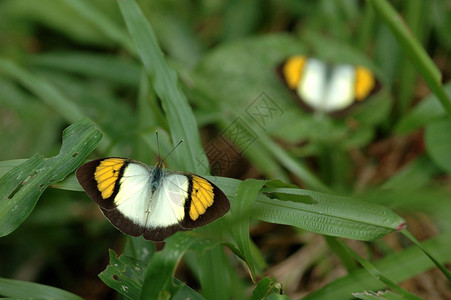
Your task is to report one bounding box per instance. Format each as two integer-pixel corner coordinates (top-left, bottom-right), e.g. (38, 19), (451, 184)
(161, 139), (184, 166)
(156, 130), (161, 162)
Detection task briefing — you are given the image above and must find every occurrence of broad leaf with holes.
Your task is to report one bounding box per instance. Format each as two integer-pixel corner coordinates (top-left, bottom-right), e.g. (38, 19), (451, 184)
(0, 119), (102, 237)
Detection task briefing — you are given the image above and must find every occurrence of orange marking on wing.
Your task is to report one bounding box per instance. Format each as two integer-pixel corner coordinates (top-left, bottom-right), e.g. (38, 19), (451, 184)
(282, 56), (307, 89)
(354, 67), (375, 101)
(94, 158), (125, 199)
(189, 176), (214, 221)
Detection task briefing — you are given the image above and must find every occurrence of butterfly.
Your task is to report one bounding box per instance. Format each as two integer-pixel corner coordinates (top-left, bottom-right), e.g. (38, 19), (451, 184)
(76, 157), (230, 241)
(278, 55), (378, 113)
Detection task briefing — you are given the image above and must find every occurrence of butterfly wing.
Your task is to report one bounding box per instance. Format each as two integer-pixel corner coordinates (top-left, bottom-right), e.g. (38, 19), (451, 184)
(142, 173), (230, 240)
(323, 65), (355, 112)
(181, 174), (230, 229)
(76, 158), (230, 241)
(76, 157), (153, 237)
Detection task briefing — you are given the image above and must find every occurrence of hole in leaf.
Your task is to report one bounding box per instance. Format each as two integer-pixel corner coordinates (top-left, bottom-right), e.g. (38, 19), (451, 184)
(8, 172), (37, 199)
(264, 192), (318, 204)
(8, 184), (23, 199)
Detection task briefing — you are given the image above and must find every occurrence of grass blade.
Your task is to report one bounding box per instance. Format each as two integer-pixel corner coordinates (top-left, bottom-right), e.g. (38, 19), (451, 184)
(0, 278), (83, 300)
(61, 0), (135, 54)
(118, 0), (207, 174)
(338, 239), (423, 300)
(0, 59), (85, 123)
(232, 179), (267, 281)
(401, 229), (451, 281)
(304, 234), (451, 299)
(368, 0), (451, 116)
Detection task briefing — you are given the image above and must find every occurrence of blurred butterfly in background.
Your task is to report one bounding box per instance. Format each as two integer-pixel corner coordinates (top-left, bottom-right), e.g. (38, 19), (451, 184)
(76, 153), (230, 241)
(278, 55), (378, 114)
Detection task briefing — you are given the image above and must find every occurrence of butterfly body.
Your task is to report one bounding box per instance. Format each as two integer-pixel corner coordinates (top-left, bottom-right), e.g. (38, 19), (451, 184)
(76, 157), (230, 241)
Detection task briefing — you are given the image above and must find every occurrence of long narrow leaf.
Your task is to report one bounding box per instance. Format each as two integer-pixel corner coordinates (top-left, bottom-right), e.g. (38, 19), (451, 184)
(338, 239), (423, 300)
(0, 278), (83, 300)
(256, 187), (405, 241)
(368, 0), (451, 116)
(0, 59), (85, 123)
(210, 177), (405, 241)
(62, 0), (135, 54)
(118, 0), (207, 174)
(401, 229), (451, 281)
(232, 179), (267, 281)
(304, 234), (451, 299)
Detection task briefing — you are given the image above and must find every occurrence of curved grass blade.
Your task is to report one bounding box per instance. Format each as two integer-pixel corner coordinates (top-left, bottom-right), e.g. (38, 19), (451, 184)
(368, 0), (451, 116)
(118, 0), (207, 174)
(61, 0), (135, 54)
(0, 119), (102, 237)
(0, 58), (84, 123)
(232, 179), (267, 281)
(401, 229), (451, 281)
(29, 52), (141, 87)
(303, 234), (451, 299)
(338, 239), (423, 300)
(0, 58), (110, 153)
(0, 278), (83, 300)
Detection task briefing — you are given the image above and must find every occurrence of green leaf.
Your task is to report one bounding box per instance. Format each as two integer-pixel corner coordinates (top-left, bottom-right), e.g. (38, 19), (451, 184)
(123, 236), (157, 265)
(99, 244), (205, 300)
(232, 179), (267, 281)
(4, 0), (111, 46)
(303, 234), (451, 299)
(425, 118), (451, 174)
(196, 243), (232, 300)
(256, 187), (405, 241)
(401, 229), (451, 281)
(29, 52), (141, 87)
(250, 277), (283, 300)
(139, 232), (222, 299)
(353, 290), (403, 300)
(337, 239), (423, 300)
(0, 58), (85, 124)
(324, 236), (359, 273)
(61, 0), (135, 54)
(172, 278), (206, 300)
(0, 277), (83, 300)
(369, 0), (451, 116)
(0, 119), (102, 237)
(118, 0), (207, 174)
(210, 177), (405, 241)
(395, 82), (451, 134)
(98, 250), (146, 300)
(381, 155), (441, 190)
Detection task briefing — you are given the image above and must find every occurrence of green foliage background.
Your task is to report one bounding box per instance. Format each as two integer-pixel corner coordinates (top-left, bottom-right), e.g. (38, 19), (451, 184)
(0, 0), (450, 299)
